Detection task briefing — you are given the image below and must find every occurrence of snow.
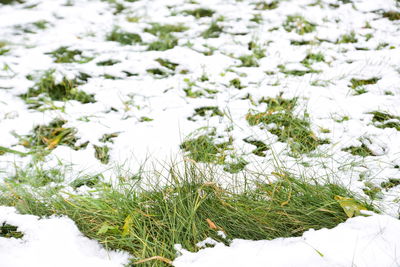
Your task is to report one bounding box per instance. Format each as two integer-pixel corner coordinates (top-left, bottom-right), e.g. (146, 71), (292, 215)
(1, 0), (400, 265)
(0, 206), (129, 267)
(174, 213), (400, 267)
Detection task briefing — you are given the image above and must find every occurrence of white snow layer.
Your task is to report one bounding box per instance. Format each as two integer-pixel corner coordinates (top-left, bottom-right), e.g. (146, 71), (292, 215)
(0, 206), (130, 267)
(174, 214), (400, 267)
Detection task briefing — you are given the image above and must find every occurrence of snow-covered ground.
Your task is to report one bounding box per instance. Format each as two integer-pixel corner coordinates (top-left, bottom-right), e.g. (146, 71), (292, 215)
(1, 0), (400, 266)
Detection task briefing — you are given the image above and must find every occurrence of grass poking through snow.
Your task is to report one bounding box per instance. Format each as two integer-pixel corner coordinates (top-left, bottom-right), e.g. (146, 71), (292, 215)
(0, 163), (373, 264)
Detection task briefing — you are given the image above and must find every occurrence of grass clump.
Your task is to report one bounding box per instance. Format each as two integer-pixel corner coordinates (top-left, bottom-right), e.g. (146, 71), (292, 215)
(383, 11), (400, 21)
(337, 32), (358, 44)
(0, 42), (10, 55)
(0, 164), (373, 263)
(155, 58), (179, 71)
(254, 1), (279, 10)
(349, 77), (379, 95)
(283, 15), (316, 35)
(342, 144), (374, 157)
(94, 145), (110, 164)
(96, 59), (120, 66)
(290, 40), (316, 46)
(146, 68), (171, 79)
(369, 111), (400, 131)
(17, 118), (87, 152)
(381, 178), (400, 190)
(106, 28), (142, 45)
(229, 78), (244, 89)
(247, 96), (329, 154)
(0, 0), (23, 4)
(238, 55), (259, 67)
(180, 134), (230, 164)
(21, 70), (95, 106)
(202, 21), (223, 38)
(0, 223), (23, 239)
(145, 23), (186, 51)
(243, 138), (269, 157)
(183, 8), (215, 18)
(188, 106), (224, 121)
(301, 52), (325, 68)
(46, 47), (93, 64)
(278, 64), (320, 76)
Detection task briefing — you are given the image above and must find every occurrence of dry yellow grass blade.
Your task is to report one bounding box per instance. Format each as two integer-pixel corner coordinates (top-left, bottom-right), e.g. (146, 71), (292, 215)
(134, 256), (173, 265)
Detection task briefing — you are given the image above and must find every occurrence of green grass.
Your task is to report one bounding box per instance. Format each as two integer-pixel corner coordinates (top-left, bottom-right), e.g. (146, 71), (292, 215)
(247, 96), (329, 154)
(0, 0), (23, 4)
(145, 23), (187, 51)
(0, 163), (373, 264)
(0, 223), (24, 239)
(20, 70), (95, 106)
(180, 135), (230, 164)
(146, 68), (171, 78)
(238, 55), (259, 67)
(243, 138), (269, 157)
(349, 77), (379, 95)
(383, 11), (400, 21)
(106, 28), (142, 45)
(94, 145), (110, 164)
(381, 178), (400, 190)
(155, 58), (179, 71)
(278, 64), (320, 76)
(283, 15), (316, 35)
(229, 78), (244, 89)
(202, 21), (224, 38)
(14, 118), (88, 153)
(46, 47), (93, 64)
(369, 111), (400, 131)
(96, 59), (120, 66)
(144, 23), (188, 36)
(183, 8), (215, 18)
(0, 42), (10, 55)
(254, 1), (279, 10)
(301, 52), (325, 67)
(337, 32), (358, 44)
(342, 144), (374, 157)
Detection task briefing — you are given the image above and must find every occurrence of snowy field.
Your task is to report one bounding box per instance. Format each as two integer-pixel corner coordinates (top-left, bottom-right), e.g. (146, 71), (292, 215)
(1, 0), (400, 266)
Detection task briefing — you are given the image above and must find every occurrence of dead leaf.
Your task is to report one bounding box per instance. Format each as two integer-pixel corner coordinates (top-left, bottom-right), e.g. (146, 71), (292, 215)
(335, 195), (367, 218)
(206, 218), (218, 230)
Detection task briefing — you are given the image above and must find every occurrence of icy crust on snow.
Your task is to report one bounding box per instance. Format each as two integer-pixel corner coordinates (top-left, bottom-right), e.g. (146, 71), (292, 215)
(0, 0), (400, 214)
(0, 206), (129, 267)
(174, 214), (400, 267)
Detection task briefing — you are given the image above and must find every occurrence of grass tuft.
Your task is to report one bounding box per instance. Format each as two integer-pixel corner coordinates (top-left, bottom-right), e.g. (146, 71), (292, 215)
(383, 11), (400, 21)
(254, 1), (279, 10)
(20, 70), (95, 106)
(106, 28), (142, 45)
(0, 223), (24, 239)
(202, 21), (223, 38)
(0, 164), (374, 263)
(46, 47), (93, 64)
(247, 96), (329, 154)
(369, 111), (400, 131)
(183, 8), (215, 18)
(283, 15), (316, 35)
